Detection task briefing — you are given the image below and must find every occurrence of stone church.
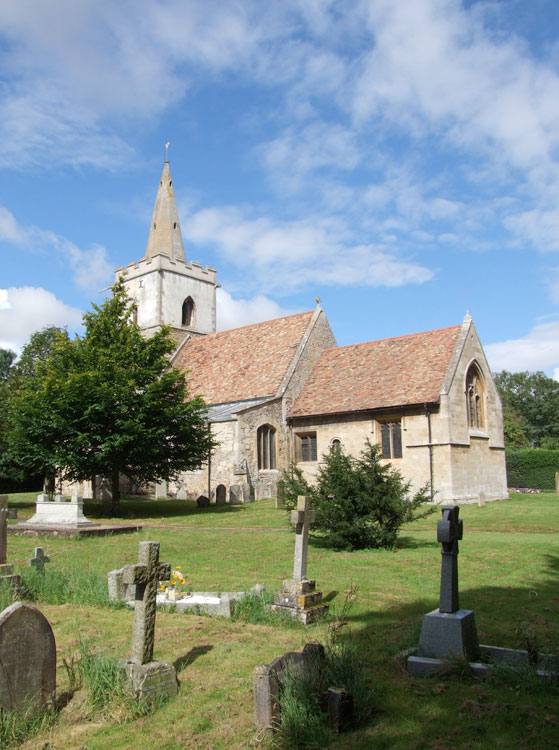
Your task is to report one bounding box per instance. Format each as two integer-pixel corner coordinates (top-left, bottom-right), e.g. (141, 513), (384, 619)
(113, 160), (508, 505)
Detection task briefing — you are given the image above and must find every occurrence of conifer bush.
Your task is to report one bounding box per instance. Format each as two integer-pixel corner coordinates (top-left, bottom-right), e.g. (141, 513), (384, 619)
(282, 440), (433, 550)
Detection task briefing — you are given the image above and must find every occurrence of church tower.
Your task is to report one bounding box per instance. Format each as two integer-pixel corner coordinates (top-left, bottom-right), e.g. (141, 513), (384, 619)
(115, 160), (217, 343)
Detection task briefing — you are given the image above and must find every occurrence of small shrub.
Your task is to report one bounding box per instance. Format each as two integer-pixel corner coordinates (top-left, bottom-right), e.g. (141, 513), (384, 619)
(283, 441), (434, 551)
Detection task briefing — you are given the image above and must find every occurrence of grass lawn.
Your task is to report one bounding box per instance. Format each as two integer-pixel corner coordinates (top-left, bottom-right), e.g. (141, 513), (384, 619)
(2, 491), (559, 749)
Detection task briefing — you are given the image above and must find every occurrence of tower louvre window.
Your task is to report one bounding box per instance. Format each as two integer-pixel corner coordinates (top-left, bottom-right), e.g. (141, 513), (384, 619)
(182, 297), (195, 327)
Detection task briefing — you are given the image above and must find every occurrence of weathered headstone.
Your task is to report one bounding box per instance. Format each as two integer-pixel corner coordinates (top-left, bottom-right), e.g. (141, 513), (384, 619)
(254, 643), (324, 730)
(416, 505), (479, 661)
(275, 480), (285, 509)
(272, 496), (328, 624)
(0, 602), (56, 710)
(196, 495), (210, 508)
(28, 547), (51, 575)
(0, 498), (22, 593)
(120, 541), (178, 700)
(215, 484), (226, 505)
(229, 484), (241, 504)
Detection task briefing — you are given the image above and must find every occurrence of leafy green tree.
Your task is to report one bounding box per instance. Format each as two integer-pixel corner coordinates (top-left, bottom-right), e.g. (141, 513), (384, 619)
(7, 280), (215, 510)
(494, 370), (559, 447)
(282, 441), (433, 551)
(0, 328), (69, 492)
(0, 348), (16, 381)
(502, 412), (529, 449)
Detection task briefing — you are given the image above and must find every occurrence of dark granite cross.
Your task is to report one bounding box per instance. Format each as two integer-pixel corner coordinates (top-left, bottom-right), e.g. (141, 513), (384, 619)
(290, 496), (315, 581)
(29, 547), (51, 575)
(436, 505), (463, 613)
(122, 541), (171, 665)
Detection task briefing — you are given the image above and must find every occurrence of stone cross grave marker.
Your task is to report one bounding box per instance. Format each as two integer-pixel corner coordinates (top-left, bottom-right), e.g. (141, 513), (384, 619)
(122, 541), (171, 665)
(437, 505), (463, 613)
(291, 495), (315, 581)
(29, 547), (51, 575)
(0, 602), (56, 711)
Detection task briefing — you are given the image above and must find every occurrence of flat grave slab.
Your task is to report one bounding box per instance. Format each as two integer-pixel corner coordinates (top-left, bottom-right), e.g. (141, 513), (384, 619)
(9, 523), (142, 538)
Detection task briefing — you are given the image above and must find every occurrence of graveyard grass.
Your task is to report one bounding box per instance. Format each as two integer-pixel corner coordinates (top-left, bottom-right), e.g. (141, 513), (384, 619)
(1, 490), (559, 749)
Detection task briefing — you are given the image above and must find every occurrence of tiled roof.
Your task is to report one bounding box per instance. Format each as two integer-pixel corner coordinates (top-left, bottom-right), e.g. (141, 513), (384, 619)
(174, 311), (314, 405)
(289, 325), (462, 418)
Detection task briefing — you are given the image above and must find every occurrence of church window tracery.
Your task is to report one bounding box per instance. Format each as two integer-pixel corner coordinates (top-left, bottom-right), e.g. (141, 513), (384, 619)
(296, 432), (317, 462)
(257, 425), (276, 470)
(378, 420), (402, 459)
(466, 362), (485, 430)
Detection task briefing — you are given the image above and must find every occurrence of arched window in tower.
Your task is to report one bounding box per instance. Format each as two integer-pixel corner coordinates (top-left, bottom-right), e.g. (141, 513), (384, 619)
(257, 424), (277, 470)
(466, 362), (485, 430)
(182, 297), (195, 327)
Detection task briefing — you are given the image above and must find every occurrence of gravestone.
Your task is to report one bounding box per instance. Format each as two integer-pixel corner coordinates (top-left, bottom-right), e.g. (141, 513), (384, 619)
(417, 505), (479, 661)
(229, 484), (241, 504)
(0, 498), (22, 593)
(0, 602), (56, 710)
(272, 496), (328, 624)
(29, 547), (51, 575)
(275, 480), (285, 509)
(120, 541), (178, 700)
(215, 484), (226, 505)
(254, 643), (325, 729)
(196, 495), (210, 508)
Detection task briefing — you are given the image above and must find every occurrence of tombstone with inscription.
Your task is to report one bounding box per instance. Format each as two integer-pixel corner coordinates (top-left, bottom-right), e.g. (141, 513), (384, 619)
(272, 496), (328, 624)
(416, 505), (480, 661)
(0, 498), (22, 593)
(215, 484), (226, 505)
(119, 541), (178, 701)
(0, 602), (56, 711)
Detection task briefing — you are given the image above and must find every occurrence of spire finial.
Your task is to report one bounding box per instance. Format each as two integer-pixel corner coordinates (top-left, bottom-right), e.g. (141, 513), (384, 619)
(165, 141), (170, 162)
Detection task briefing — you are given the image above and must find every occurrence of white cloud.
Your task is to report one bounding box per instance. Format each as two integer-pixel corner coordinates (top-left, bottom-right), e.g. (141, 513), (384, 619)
(183, 205), (434, 294)
(0, 205), (113, 292)
(0, 287), (83, 353)
(485, 321), (559, 374)
(216, 288), (298, 331)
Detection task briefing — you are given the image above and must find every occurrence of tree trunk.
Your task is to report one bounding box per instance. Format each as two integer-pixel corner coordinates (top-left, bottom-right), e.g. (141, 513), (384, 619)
(111, 468), (121, 514)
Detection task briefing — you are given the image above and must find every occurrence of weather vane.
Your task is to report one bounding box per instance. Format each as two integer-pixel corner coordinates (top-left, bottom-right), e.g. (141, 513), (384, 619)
(165, 141), (170, 161)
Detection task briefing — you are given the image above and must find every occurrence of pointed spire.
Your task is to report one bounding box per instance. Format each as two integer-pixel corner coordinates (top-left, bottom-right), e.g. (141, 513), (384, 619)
(145, 160), (186, 262)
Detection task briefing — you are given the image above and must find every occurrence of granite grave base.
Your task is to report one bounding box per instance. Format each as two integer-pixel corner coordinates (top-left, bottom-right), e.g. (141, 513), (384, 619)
(407, 643), (559, 679)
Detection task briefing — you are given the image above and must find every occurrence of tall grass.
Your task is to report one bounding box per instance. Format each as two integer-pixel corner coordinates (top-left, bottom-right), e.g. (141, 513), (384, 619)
(0, 703), (56, 750)
(22, 566), (114, 607)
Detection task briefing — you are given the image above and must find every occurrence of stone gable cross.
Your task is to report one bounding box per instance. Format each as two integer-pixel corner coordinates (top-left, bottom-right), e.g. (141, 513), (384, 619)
(122, 541), (171, 665)
(436, 505), (463, 613)
(29, 547), (51, 575)
(290, 496), (315, 582)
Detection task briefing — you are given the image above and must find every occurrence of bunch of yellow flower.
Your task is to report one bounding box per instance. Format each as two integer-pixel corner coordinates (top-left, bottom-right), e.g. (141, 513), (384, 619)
(159, 565), (188, 598)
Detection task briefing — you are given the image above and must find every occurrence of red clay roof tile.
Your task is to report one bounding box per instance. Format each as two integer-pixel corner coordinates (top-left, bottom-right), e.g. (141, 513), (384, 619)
(289, 325), (461, 417)
(174, 311), (314, 405)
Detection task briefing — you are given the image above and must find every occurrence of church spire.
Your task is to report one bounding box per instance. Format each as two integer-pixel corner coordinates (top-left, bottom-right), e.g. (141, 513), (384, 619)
(145, 160), (186, 262)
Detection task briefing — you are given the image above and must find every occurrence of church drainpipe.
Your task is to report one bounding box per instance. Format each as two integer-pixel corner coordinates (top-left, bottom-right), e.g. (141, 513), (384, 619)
(424, 404), (434, 500)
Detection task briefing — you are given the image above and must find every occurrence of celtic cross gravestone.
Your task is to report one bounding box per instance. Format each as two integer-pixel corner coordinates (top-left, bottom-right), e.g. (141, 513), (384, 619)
(120, 541), (178, 700)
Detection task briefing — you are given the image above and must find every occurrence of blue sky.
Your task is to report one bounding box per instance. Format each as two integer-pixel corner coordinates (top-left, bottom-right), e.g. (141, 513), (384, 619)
(1, 0), (558, 376)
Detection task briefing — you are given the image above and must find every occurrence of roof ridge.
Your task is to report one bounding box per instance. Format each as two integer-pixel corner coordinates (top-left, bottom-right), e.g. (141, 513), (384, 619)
(198, 309), (313, 341)
(322, 324), (462, 353)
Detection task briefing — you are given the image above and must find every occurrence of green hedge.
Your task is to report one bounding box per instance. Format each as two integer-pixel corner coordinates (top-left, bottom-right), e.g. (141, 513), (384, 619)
(506, 449), (559, 490)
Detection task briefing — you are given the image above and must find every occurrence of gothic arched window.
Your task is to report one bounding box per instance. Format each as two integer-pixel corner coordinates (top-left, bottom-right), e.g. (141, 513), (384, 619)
(182, 297), (195, 327)
(257, 424), (276, 470)
(466, 362), (485, 430)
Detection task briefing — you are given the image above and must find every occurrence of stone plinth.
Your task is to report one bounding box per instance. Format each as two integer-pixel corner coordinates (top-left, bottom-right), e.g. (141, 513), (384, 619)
(272, 578), (328, 625)
(24, 493), (97, 527)
(120, 659), (178, 701)
(0, 563), (22, 594)
(417, 608), (480, 662)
